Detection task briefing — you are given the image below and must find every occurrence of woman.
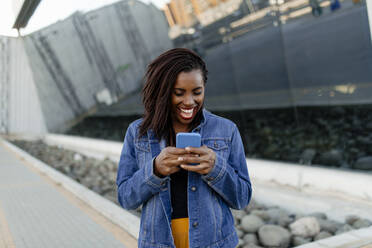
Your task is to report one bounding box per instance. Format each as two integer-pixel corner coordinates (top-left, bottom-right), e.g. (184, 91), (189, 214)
(116, 48), (252, 248)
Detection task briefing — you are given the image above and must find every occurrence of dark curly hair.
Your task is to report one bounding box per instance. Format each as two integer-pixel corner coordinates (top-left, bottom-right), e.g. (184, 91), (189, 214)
(139, 48), (208, 145)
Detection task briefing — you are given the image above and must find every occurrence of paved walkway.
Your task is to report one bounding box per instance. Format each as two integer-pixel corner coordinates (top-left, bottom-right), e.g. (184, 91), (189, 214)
(1, 137), (372, 248)
(0, 142), (136, 248)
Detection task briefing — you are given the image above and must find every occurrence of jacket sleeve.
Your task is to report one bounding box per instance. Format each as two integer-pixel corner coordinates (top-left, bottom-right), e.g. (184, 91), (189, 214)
(201, 124), (252, 210)
(116, 124), (170, 210)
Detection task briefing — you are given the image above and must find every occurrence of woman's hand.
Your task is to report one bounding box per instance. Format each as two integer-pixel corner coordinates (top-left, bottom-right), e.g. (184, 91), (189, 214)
(179, 145), (216, 175)
(154, 147), (188, 177)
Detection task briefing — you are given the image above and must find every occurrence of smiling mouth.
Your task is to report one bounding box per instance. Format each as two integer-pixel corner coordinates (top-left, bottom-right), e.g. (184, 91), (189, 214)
(178, 107), (196, 120)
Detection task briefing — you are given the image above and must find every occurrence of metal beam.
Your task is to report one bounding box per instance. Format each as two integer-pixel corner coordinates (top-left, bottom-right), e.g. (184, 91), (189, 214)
(13, 0), (42, 29)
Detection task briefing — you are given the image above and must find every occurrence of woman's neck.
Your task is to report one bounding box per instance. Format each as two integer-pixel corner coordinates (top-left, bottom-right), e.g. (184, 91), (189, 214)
(173, 124), (189, 134)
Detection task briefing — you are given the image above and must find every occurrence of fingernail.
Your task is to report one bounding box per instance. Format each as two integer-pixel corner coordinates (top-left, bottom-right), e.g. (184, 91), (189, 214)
(185, 147), (190, 151)
(178, 157), (183, 161)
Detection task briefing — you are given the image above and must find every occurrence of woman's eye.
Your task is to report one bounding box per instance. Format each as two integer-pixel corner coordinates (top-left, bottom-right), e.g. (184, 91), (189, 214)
(194, 92), (202, 95)
(174, 92), (183, 96)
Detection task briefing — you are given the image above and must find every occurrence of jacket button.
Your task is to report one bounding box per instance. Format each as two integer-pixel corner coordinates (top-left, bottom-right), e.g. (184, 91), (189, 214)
(191, 186), (197, 191)
(207, 177), (214, 181)
(192, 222), (198, 227)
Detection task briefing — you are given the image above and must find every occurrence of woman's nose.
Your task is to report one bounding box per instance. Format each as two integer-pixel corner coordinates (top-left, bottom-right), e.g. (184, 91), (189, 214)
(183, 94), (195, 105)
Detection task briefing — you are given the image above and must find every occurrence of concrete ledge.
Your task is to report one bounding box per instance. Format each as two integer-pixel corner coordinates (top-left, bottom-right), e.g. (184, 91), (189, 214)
(0, 138), (140, 240)
(248, 159), (372, 201)
(43, 134), (122, 162)
(297, 226), (372, 248)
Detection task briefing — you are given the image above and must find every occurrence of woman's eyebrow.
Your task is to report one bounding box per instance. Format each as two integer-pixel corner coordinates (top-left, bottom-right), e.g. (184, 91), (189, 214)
(174, 87), (202, 91)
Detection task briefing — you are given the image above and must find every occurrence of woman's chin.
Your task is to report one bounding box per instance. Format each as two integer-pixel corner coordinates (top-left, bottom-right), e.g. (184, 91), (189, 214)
(178, 116), (193, 125)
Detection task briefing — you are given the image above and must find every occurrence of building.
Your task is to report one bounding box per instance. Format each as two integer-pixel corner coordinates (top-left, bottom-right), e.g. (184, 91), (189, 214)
(164, 0), (231, 28)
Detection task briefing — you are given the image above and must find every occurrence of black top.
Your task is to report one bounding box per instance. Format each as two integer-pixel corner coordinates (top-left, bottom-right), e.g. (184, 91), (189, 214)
(170, 168), (188, 219)
(168, 110), (203, 219)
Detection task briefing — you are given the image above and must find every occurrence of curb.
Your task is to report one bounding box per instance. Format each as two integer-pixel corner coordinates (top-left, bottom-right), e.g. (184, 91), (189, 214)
(0, 138), (140, 240)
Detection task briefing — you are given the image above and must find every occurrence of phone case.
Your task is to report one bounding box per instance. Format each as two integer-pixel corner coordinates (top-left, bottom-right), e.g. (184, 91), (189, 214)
(176, 132), (201, 148)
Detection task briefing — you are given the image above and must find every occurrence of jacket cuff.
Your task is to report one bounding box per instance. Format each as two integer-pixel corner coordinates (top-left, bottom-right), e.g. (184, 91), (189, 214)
(145, 157), (170, 189)
(202, 153), (226, 184)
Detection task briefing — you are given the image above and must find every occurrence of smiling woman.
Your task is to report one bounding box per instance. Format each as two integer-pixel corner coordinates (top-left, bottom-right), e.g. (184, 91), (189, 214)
(140, 48), (208, 146)
(116, 48), (252, 248)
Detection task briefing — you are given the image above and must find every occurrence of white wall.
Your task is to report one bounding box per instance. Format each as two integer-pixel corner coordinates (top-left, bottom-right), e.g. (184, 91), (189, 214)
(0, 36), (47, 135)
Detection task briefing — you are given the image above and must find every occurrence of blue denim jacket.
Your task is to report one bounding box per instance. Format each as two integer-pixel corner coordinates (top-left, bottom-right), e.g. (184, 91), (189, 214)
(117, 109), (252, 248)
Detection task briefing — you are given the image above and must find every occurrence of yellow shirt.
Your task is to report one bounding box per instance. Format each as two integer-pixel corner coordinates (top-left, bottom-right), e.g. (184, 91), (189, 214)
(171, 218), (189, 248)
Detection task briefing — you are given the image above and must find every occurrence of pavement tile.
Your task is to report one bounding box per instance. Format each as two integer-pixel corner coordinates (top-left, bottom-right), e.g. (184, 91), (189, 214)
(0, 143), (127, 248)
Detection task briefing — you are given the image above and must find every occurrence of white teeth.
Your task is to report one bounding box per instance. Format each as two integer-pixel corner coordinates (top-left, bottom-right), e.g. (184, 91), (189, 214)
(179, 108), (194, 118)
(180, 108), (193, 113)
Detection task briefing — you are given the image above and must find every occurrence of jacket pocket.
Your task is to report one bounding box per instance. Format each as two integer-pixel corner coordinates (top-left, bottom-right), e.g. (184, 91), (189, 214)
(203, 139), (228, 158)
(135, 140), (150, 168)
(203, 139), (228, 150)
(135, 139), (151, 152)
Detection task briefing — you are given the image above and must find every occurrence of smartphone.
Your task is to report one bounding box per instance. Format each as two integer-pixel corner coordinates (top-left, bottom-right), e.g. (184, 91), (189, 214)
(176, 133), (201, 166)
(176, 132), (201, 149)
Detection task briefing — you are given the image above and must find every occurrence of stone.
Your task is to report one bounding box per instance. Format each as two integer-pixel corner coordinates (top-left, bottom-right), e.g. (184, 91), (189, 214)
(236, 229), (244, 238)
(289, 217), (320, 238)
(300, 149), (316, 165)
(237, 239), (244, 248)
(356, 136), (372, 146)
(242, 244), (264, 248)
(243, 233), (258, 245)
(352, 219), (371, 229)
(318, 149), (343, 166)
(309, 212), (327, 220)
(335, 224), (353, 235)
(354, 157), (372, 170)
(295, 213), (305, 220)
(345, 215), (360, 225)
(250, 210), (270, 221)
(258, 224), (291, 248)
(73, 153), (83, 161)
(318, 219), (340, 234)
(266, 208), (289, 225)
(314, 231), (332, 240)
(330, 106), (346, 116)
(278, 214), (293, 228)
(292, 236), (311, 246)
(241, 215), (265, 233)
(366, 122), (372, 130)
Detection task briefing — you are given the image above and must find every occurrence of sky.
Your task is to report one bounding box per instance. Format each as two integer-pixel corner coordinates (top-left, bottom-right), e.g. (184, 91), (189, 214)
(0, 0), (169, 37)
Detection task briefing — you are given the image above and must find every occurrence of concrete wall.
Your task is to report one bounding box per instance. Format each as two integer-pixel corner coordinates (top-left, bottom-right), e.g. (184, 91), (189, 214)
(0, 36), (9, 133)
(1, 0), (173, 134)
(0, 36), (47, 135)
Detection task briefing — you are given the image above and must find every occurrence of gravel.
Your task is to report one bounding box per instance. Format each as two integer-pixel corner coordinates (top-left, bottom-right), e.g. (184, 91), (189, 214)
(9, 139), (372, 248)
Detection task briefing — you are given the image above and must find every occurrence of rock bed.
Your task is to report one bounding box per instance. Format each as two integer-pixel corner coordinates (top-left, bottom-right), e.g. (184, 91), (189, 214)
(10, 139), (372, 248)
(66, 105), (372, 170)
(233, 203), (371, 247)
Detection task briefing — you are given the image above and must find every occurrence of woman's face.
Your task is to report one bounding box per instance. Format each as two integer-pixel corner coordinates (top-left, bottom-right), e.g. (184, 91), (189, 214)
(171, 69), (205, 132)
